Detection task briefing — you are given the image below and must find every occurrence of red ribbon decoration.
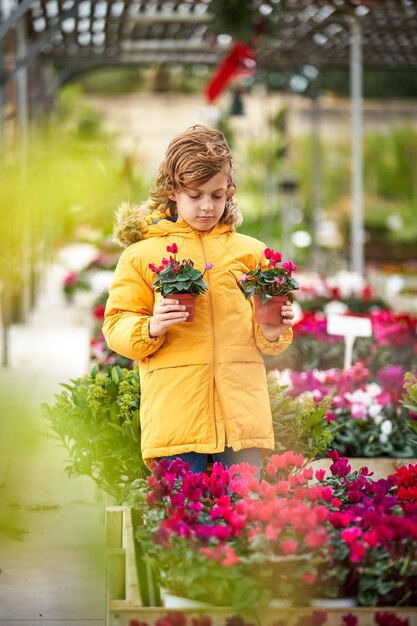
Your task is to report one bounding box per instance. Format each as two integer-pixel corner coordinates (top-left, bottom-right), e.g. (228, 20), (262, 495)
(205, 41), (256, 103)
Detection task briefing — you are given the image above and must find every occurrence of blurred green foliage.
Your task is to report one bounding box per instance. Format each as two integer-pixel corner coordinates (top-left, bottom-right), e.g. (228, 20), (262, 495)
(42, 364), (149, 502)
(0, 85), (149, 325)
(237, 119), (417, 259)
(318, 68), (417, 99)
(75, 67), (144, 94)
(268, 374), (334, 461)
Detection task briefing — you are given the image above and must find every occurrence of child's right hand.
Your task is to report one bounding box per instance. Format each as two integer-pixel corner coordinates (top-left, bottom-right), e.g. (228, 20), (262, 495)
(149, 297), (189, 337)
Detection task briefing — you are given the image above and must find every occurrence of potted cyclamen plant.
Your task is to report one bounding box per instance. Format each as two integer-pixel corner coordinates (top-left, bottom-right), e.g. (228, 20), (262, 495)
(149, 243), (213, 321)
(240, 247), (300, 325)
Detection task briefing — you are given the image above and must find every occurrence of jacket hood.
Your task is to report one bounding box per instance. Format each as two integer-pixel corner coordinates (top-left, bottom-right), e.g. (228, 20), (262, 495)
(113, 201), (236, 247)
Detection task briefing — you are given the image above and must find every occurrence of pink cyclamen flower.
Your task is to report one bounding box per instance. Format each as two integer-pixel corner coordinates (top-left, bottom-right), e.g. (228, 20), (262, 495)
(282, 260), (298, 274)
(264, 248), (274, 259)
(167, 243), (178, 254)
(64, 273), (77, 286)
(301, 572), (318, 586)
(350, 541), (366, 562)
(280, 539), (299, 555)
(341, 526), (362, 544)
(204, 262), (214, 271)
(222, 546), (240, 567)
(149, 263), (157, 272)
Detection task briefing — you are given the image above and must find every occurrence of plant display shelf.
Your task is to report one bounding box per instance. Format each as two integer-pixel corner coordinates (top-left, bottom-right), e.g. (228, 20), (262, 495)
(105, 506), (417, 626)
(309, 457), (417, 479)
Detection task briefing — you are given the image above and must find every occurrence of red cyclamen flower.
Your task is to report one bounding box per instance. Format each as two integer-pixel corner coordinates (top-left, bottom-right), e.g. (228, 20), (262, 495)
(167, 243), (178, 254)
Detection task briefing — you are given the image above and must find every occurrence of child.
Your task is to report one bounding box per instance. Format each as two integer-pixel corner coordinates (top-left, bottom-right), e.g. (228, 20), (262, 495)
(103, 124), (294, 474)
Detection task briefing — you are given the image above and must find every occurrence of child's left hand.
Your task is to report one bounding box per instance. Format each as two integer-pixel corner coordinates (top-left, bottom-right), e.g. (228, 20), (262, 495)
(260, 300), (295, 342)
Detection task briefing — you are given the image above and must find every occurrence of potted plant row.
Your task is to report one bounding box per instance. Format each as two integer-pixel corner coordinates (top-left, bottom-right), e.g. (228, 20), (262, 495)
(126, 450), (417, 611)
(269, 364), (417, 477)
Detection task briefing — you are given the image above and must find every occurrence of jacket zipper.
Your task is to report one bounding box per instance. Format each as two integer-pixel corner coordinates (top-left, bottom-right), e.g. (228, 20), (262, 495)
(198, 232), (231, 449)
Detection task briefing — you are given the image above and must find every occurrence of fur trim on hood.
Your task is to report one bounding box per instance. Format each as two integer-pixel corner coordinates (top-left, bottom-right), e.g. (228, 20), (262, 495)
(113, 202), (167, 248)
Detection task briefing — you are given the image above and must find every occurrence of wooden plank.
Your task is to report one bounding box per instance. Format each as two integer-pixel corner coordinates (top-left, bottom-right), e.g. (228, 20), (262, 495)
(106, 549), (126, 601)
(121, 505), (143, 607)
(106, 507), (125, 626)
(106, 506), (124, 549)
(107, 607), (417, 626)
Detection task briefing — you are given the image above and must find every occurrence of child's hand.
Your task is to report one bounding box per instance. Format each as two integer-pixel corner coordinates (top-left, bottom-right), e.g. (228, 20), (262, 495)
(149, 297), (189, 337)
(259, 300), (295, 342)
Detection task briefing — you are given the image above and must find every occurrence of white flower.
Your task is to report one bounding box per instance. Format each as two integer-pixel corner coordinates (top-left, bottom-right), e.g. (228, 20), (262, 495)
(324, 300), (349, 315)
(346, 389), (370, 405)
(368, 404), (383, 419)
(269, 369), (292, 388)
(380, 420), (393, 436)
(367, 383), (382, 399)
(326, 271), (365, 299)
(379, 420), (393, 443)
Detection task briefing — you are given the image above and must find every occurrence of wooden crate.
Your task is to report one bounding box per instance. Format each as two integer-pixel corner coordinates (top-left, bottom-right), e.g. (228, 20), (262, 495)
(105, 506), (417, 626)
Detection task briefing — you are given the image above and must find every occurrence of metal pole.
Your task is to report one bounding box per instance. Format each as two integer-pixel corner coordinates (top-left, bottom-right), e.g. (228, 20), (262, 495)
(0, 0), (6, 147)
(310, 74), (322, 273)
(350, 15), (364, 276)
(16, 16), (28, 176)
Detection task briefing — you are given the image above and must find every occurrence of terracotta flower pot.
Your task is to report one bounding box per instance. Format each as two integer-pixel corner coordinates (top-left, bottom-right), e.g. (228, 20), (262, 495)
(166, 293), (197, 322)
(254, 294), (288, 325)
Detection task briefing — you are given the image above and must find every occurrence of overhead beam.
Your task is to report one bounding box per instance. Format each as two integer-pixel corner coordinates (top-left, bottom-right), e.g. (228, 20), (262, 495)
(0, 0), (36, 42)
(1, 2), (79, 86)
(45, 50), (221, 66)
(119, 39), (227, 52)
(130, 12), (211, 25)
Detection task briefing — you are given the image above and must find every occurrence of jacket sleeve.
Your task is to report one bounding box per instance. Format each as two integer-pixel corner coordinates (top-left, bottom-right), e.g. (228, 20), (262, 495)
(102, 249), (166, 361)
(254, 324), (293, 355)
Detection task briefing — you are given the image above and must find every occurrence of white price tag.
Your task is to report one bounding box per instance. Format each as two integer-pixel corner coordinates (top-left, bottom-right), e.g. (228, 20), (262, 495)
(327, 314), (372, 370)
(327, 314), (372, 338)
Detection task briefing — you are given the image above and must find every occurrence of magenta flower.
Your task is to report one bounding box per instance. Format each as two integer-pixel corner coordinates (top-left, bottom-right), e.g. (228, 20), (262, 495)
(282, 259), (298, 274)
(341, 526), (362, 544)
(239, 246), (300, 303)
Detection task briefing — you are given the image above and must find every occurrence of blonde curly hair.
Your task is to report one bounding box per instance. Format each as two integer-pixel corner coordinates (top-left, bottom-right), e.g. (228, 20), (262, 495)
(148, 124), (243, 227)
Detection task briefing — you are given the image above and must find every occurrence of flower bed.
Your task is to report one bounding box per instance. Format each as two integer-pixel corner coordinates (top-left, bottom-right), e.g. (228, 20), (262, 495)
(105, 506), (417, 626)
(126, 453), (417, 610)
(270, 364), (417, 459)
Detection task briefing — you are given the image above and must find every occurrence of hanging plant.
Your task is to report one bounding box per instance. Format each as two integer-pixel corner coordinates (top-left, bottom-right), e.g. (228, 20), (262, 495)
(209, 0), (281, 42)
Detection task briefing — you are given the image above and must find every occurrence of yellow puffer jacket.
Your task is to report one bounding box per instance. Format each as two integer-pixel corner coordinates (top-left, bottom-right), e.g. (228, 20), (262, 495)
(103, 213), (292, 466)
